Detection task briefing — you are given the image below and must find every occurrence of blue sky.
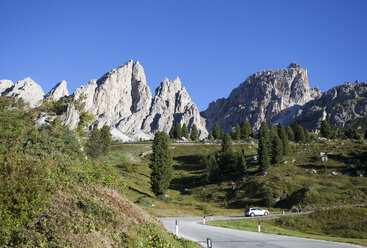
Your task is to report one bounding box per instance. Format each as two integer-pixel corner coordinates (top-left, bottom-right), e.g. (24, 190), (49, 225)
(1, 0), (366, 110)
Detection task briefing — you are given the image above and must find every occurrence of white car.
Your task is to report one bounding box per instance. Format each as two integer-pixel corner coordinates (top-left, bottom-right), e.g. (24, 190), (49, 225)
(244, 207), (269, 217)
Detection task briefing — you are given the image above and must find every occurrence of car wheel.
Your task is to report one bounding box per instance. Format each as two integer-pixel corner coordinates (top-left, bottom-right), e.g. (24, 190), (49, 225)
(250, 213), (255, 217)
(264, 212), (269, 216)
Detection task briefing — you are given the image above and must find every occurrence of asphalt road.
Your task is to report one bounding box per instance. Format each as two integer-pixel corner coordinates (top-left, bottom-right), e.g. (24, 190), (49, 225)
(158, 216), (364, 248)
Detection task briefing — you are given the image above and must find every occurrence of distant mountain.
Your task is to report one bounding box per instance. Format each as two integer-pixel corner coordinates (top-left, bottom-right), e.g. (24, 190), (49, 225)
(0, 60), (207, 141)
(201, 63), (321, 132)
(1, 61), (366, 139)
(292, 80), (367, 130)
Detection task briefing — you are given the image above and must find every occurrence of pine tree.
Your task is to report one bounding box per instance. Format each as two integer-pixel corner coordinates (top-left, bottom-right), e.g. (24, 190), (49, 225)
(364, 129), (367, 139)
(259, 122), (270, 149)
(293, 122), (305, 142)
(169, 126), (174, 139)
(232, 123), (241, 140)
(236, 149), (247, 174)
(86, 126), (102, 159)
(277, 122), (289, 155)
(204, 153), (219, 183)
(190, 124), (199, 141)
(220, 130), (225, 139)
(182, 123), (189, 139)
(173, 122), (182, 139)
(320, 120), (333, 139)
(258, 136), (270, 171)
(149, 131), (173, 196)
(271, 134), (283, 164)
(219, 134), (235, 173)
(286, 126), (295, 141)
(208, 132), (213, 140)
(240, 120), (252, 139)
(100, 125), (112, 154)
(259, 122), (269, 140)
(304, 128), (311, 142)
(269, 122), (277, 138)
(269, 122), (278, 151)
(212, 124), (221, 139)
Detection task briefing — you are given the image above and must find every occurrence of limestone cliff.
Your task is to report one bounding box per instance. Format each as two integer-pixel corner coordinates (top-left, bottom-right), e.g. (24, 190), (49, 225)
(201, 63), (321, 132)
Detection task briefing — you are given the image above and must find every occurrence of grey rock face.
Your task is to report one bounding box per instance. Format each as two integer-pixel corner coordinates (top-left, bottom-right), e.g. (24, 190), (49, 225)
(142, 77), (208, 139)
(201, 64), (321, 132)
(294, 81), (367, 129)
(62, 104), (80, 130)
(35, 112), (57, 126)
(73, 79), (98, 111)
(5, 77), (45, 107)
(46, 80), (69, 101)
(71, 61), (207, 140)
(0, 80), (13, 94)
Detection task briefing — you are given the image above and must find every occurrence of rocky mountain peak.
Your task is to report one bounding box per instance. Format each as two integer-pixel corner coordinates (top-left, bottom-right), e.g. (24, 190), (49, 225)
(46, 80), (69, 101)
(67, 61), (206, 140)
(141, 76), (207, 139)
(293, 81), (367, 129)
(288, 62), (301, 69)
(202, 63), (321, 132)
(0, 79), (14, 94)
(5, 77), (44, 107)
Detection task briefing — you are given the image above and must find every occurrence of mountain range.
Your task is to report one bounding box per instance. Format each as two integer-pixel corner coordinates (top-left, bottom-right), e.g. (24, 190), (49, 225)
(1, 61), (366, 140)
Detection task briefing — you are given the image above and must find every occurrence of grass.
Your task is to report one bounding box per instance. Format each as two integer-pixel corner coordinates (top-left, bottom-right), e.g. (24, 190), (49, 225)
(106, 138), (367, 219)
(94, 136), (367, 246)
(0, 97), (199, 247)
(207, 207), (367, 246)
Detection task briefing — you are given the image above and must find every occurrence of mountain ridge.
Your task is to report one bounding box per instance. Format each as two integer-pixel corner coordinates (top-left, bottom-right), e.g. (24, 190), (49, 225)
(1, 61), (365, 139)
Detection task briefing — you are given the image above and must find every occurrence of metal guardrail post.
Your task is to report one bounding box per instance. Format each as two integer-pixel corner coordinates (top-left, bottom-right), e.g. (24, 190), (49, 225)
(175, 220), (178, 236)
(207, 238), (212, 248)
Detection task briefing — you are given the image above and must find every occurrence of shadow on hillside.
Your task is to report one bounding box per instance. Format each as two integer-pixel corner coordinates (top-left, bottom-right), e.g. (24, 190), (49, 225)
(169, 175), (205, 191)
(128, 186), (152, 198)
(299, 164), (342, 170)
(174, 155), (203, 164)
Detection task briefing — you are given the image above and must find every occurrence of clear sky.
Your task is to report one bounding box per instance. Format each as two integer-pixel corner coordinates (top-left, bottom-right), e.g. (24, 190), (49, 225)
(1, 0), (366, 111)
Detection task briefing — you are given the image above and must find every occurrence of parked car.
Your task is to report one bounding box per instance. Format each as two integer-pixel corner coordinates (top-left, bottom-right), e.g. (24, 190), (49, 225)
(244, 207), (269, 217)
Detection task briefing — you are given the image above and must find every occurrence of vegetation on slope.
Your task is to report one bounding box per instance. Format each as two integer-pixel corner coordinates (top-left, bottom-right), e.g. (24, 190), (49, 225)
(0, 96), (197, 247)
(107, 131), (367, 218)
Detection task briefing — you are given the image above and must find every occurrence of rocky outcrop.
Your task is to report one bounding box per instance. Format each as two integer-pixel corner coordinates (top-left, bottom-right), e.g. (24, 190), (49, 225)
(1, 60), (206, 141)
(5, 60), (365, 139)
(201, 63), (321, 132)
(46, 80), (69, 101)
(71, 60), (207, 140)
(62, 104), (80, 130)
(4, 77), (45, 107)
(142, 77), (208, 139)
(293, 81), (367, 130)
(0, 80), (13, 94)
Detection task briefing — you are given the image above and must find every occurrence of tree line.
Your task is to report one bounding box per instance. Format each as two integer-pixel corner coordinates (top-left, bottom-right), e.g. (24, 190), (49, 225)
(169, 123), (199, 141)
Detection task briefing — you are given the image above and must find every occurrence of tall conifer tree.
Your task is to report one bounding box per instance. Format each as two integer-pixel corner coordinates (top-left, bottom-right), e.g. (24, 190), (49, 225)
(271, 134), (283, 164)
(277, 122), (289, 155)
(212, 124), (221, 139)
(149, 131), (173, 196)
(240, 120), (252, 139)
(182, 123), (189, 139)
(190, 124), (199, 141)
(258, 136), (270, 171)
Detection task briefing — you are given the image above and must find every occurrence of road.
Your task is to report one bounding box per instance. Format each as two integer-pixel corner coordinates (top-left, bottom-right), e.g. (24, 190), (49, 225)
(158, 216), (363, 248)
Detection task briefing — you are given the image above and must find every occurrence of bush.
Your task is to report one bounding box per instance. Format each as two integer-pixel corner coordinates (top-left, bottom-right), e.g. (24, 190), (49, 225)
(137, 196), (153, 206)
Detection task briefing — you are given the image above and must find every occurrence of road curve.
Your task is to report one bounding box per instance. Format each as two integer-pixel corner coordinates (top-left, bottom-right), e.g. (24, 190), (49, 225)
(158, 216), (363, 248)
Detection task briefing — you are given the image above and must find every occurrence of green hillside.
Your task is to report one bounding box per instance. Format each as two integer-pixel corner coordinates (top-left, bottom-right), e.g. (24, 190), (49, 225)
(2, 95), (367, 246)
(106, 137), (367, 217)
(0, 97), (197, 247)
